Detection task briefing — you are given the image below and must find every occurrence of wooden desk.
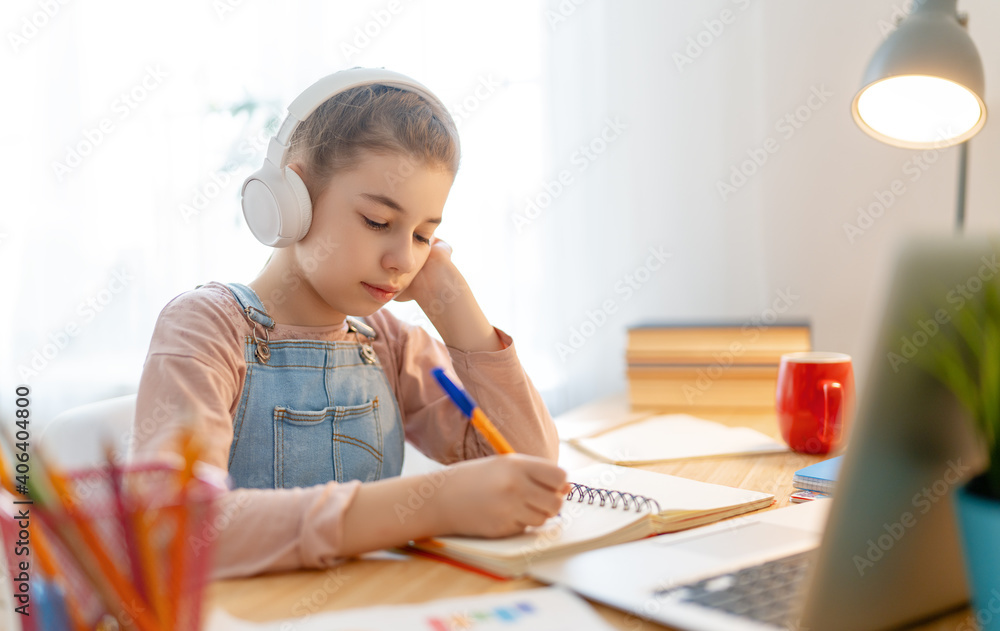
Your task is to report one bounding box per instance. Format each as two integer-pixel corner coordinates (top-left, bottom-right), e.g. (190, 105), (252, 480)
(208, 395), (975, 630)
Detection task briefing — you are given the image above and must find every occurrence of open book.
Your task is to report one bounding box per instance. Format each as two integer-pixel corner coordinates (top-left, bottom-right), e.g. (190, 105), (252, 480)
(569, 414), (788, 465)
(410, 464), (774, 578)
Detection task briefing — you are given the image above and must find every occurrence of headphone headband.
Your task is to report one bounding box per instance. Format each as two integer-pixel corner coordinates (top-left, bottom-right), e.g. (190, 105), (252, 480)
(242, 68), (448, 248)
(267, 68), (446, 167)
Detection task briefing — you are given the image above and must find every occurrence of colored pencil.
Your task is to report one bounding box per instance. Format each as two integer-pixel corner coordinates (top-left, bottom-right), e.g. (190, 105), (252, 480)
(431, 367), (515, 454)
(0, 441), (14, 495)
(104, 442), (150, 608)
(29, 524), (87, 630)
(39, 452), (163, 631)
(168, 427), (201, 630)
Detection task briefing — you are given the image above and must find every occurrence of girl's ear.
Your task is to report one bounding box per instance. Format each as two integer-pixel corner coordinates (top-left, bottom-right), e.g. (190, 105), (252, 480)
(287, 162), (308, 186)
(287, 162), (329, 208)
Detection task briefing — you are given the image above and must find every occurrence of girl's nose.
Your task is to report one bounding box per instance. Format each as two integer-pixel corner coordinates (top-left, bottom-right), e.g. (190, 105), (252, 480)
(382, 238), (417, 273)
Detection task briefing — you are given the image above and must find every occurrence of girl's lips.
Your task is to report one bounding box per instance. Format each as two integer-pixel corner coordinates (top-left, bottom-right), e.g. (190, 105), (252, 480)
(362, 282), (399, 302)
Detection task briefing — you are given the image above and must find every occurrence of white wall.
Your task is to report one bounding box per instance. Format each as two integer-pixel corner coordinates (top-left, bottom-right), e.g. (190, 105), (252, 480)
(537, 0), (1000, 414)
(4, 0), (998, 423)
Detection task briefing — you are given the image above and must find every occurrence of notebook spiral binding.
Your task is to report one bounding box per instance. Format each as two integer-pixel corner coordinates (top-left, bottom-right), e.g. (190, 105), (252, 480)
(566, 482), (662, 513)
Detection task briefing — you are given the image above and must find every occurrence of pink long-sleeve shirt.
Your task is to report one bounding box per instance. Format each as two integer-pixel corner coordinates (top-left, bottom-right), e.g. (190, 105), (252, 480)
(132, 281), (558, 578)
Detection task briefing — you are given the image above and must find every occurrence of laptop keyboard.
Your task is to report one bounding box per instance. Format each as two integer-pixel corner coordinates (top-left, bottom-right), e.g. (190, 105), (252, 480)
(654, 550), (814, 629)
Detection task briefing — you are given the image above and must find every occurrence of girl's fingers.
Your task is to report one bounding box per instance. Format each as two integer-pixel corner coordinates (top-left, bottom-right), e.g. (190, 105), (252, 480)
(523, 462), (568, 493)
(524, 492), (564, 521)
(431, 237), (453, 256)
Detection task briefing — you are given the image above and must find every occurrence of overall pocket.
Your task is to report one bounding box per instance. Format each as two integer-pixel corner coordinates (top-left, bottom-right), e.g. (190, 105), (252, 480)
(273, 398), (385, 488)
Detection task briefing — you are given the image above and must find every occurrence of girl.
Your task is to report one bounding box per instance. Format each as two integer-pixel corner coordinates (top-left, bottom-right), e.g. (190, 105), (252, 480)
(132, 68), (566, 578)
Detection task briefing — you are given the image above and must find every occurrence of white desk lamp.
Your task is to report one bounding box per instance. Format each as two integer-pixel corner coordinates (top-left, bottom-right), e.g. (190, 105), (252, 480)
(851, 0), (987, 231)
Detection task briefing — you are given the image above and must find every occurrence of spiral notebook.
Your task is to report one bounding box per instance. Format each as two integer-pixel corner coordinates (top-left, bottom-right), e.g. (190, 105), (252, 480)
(792, 456), (842, 494)
(410, 464), (774, 578)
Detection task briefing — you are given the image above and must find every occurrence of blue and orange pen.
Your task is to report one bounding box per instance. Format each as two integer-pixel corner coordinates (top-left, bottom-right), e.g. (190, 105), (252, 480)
(431, 367), (515, 455)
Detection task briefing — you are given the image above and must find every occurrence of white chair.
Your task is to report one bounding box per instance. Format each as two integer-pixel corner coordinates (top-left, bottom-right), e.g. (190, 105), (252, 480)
(39, 394), (137, 470)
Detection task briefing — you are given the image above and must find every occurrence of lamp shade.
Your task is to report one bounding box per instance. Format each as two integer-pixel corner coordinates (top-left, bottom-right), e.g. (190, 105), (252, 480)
(851, 0), (986, 149)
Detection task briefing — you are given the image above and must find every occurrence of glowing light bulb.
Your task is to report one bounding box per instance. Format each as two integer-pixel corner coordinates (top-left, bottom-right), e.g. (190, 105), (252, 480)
(855, 75), (984, 148)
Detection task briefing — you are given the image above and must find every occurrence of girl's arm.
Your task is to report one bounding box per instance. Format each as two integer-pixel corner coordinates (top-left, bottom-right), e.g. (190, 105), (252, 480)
(391, 239), (560, 461)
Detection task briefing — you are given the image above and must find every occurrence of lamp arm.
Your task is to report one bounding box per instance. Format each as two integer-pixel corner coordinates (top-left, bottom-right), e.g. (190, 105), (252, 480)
(955, 141), (968, 233)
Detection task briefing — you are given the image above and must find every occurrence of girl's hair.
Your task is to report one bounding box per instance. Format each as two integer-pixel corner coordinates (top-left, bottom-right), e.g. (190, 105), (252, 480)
(283, 84), (460, 199)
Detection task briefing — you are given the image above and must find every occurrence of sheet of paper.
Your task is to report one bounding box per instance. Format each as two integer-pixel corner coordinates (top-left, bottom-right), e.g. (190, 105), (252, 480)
(205, 586), (617, 631)
(571, 414), (787, 464)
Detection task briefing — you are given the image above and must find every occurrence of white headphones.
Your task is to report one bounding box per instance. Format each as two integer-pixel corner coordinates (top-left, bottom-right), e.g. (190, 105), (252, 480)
(241, 68), (447, 247)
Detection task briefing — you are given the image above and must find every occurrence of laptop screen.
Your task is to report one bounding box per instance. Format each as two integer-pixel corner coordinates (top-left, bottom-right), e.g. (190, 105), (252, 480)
(800, 236), (988, 630)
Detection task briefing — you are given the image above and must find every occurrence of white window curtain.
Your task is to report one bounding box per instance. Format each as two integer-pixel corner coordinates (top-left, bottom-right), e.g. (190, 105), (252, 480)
(0, 0), (580, 424)
(4, 0), (803, 428)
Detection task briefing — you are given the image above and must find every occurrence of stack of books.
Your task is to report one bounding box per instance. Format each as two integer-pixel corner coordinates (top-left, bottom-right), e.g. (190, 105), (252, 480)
(625, 322), (811, 413)
(790, 455), (841, 502)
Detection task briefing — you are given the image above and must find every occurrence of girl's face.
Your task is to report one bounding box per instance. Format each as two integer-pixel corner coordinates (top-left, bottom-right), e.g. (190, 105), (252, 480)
(288, 150), (454, 322)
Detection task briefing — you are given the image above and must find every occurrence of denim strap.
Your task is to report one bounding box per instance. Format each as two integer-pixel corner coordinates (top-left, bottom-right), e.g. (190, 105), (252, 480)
(227, 283), (275, 329)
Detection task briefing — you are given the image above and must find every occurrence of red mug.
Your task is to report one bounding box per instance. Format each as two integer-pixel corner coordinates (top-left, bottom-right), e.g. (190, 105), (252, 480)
(775, 352), (855, 454)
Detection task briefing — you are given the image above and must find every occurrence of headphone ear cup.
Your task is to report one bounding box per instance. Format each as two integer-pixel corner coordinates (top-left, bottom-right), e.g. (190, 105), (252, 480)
(283, 166), (313, 241)
(240, 163), (313, 247)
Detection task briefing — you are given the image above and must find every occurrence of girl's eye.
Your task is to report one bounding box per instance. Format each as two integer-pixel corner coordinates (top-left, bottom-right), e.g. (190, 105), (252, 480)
(364, 215), (431, 244)
(363, 216), (389, 231)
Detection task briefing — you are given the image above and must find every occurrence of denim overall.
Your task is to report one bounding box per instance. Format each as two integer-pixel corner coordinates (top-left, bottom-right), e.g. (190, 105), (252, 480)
(224, 283), (404, 489)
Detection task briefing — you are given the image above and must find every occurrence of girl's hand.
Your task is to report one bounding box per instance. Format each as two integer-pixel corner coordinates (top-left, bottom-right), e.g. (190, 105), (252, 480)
(394, 237), (456, 305)
(434, 454), (570, 538)
(338, 454), (568, 557)
(394, 236), (504, 353)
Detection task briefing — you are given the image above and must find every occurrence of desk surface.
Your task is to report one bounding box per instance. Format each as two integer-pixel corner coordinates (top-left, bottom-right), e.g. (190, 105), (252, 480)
(208, 394), (975, 630)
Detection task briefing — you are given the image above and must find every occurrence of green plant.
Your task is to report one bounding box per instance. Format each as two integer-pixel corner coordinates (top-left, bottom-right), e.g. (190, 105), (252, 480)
(916, 280), (1000, 499)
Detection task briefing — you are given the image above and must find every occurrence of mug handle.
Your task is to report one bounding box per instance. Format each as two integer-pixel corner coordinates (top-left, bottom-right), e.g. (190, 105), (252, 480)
(820, 379), (843, 446)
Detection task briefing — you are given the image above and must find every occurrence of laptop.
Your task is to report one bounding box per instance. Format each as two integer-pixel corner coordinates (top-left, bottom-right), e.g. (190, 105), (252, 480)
(531, 235), (991, 631)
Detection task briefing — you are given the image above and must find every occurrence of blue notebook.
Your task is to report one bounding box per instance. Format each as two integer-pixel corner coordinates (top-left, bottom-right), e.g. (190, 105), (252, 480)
(792, 456), (842, 493)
